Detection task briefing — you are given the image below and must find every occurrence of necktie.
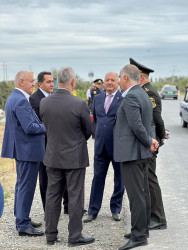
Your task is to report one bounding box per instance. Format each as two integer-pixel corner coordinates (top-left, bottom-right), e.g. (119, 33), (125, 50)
(105, 95), (112, 114)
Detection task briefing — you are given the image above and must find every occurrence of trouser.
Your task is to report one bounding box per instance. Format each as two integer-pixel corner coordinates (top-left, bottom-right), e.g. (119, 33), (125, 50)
(14, 160), (39, 231)
(39, 162), (68, 212)
(45, 167), (85, 242)
(121, 159), (150, 241)
(148, 153), (166, 224)
(88, 146), (124, 216)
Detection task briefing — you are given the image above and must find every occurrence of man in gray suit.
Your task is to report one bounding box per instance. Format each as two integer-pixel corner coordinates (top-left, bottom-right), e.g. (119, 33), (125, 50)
(114, 65), (159, 250)
(40, 67), (95, 246)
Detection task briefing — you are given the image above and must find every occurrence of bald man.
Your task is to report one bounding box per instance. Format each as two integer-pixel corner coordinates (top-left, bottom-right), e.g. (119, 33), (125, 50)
(1, 71), (46, 236)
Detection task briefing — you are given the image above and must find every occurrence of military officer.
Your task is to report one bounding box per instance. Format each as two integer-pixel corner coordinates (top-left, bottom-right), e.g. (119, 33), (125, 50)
(90, 79), (104, 139)
(90, 79), (104, 103)
(129, 58), (168, 230)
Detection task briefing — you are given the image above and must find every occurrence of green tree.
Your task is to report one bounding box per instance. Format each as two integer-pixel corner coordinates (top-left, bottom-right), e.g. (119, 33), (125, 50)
(0, 81), (14, 109)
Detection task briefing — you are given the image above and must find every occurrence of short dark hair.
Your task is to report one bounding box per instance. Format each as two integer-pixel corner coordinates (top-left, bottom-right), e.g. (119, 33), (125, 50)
(37, 71), (52, 84)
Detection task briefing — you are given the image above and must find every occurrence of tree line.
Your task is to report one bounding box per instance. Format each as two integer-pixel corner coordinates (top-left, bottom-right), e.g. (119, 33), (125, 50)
(0, 75), (90, 110)
(0, 76), (188, 110)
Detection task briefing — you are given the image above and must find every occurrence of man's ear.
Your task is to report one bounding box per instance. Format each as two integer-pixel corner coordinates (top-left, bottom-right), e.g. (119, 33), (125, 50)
(38, 82), (42, 88)
(19, 78), (24, 87)
(123, 74), (127, 81)
(71, 78), (76, 90)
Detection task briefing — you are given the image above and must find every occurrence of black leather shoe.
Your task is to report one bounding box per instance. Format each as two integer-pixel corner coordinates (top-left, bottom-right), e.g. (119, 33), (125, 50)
(119, 238), (148, 250)
(124, 232), (149, 239)
(47, 238), (61, 245)
(149, 220), (167, 230)
(19, 226), (44, 236)
(112, 213), (121, 221)
(83, 215), (97, 223)
(124, 233), (132, 239)
(31, 220), (42, 228)
(68, 235), (95, 246)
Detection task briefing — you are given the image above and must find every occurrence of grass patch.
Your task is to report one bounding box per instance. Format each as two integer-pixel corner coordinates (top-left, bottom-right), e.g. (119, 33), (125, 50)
(4, 192), (10, 201)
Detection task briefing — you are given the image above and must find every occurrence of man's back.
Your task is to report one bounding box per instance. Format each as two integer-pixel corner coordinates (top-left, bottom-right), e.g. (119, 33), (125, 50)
(40, 89), (93, 169)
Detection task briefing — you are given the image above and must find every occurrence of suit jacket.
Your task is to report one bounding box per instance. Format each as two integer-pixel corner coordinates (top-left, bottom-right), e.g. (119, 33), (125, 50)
(29, 88), (48, 146)
(29, 88), (45, 119)
(92, 90), (123, 155)
(1, 89), (46, 162)
(114, 84), (155, 162)
(40, 89), (93, 169)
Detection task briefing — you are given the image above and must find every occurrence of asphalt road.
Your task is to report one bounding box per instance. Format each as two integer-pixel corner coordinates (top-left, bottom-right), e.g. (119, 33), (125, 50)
(142, 97), (188, 250)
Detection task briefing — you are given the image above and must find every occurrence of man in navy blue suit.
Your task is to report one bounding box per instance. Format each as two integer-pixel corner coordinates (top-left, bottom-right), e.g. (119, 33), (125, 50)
(1, 71), (46, 236)
(84, 72), (124, 223)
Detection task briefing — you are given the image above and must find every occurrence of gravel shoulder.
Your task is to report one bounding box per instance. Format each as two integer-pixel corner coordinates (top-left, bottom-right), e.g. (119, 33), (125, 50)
(0, 137), (187, 250)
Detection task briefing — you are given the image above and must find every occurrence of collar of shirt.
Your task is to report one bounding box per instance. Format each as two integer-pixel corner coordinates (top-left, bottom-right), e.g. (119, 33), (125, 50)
(106, 89), (118, 97)
(122, 84), (138, 97)
(39, 88), (50, 97)
(15, 88), (30, 101)
(104, 89), (119, 107)
(58, 87), (71, 93)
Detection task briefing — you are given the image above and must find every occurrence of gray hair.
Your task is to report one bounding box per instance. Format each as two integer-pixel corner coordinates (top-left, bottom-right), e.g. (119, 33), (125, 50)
(104, 72), (119, 82)
(58, 67), (76, 85)
(121, 64), (140, 83)
(14, 71), (28, 87)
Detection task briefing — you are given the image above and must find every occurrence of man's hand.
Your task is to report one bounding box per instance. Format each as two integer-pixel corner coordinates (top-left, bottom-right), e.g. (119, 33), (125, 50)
(150, 139), (159, 152)
(162, 129), (170, 141)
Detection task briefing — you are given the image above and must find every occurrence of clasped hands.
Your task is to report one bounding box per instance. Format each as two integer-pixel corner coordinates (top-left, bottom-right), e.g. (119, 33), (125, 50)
(150, 139), (159, 152)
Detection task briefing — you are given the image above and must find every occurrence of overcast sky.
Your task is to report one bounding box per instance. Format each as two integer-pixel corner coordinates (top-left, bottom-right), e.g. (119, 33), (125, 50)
(0, 0), (188, 82)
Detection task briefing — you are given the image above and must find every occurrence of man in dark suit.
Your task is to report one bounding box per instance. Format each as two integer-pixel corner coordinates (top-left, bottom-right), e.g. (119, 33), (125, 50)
(40, 67), (95, 246)
(1, 71), (46, 236)
(84, 72), (124, 223)
(130, 58), (168, 230)
(114, 65), (159, 250)
(29, 71), (69, 214)
(29, 71), (54, 212)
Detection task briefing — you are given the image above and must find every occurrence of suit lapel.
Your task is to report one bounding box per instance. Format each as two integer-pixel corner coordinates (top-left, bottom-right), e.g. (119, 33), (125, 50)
(99, 93), (106, 114)
(107, 90), (122, 114)
(37, 89), (45, 98)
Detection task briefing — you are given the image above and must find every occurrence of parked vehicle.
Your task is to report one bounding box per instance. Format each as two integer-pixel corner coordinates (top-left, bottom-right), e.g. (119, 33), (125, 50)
(160, 85), (178, 99)
(0, 109), (4, 120)
(180, 87), (188, 127)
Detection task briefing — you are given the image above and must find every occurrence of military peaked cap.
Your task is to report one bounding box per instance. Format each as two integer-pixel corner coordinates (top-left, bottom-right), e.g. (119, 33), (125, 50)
(94, 79), (103, 85)
(129, 58), (154, 75)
